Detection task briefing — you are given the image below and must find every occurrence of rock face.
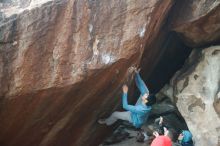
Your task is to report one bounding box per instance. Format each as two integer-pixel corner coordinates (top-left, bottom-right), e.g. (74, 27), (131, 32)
(1, 0), (219, 146)
(0, 0), (185, 146)
(171, 0), (220, 47)
(161, 46), (220, 146)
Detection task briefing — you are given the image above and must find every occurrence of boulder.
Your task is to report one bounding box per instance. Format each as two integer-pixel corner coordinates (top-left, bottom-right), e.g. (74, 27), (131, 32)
(161, 46), (220, 146)
(0, 0), (178, 146)
(171, 0), (220, 47)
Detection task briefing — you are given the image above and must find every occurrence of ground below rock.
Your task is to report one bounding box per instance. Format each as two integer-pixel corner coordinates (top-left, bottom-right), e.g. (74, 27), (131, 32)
(100, 96), (188, 146)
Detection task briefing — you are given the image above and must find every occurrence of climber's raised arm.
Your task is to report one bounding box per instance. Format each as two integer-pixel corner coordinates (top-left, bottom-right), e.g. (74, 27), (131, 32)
(135, 69), (149, 95)
(122, 85), (143, 113)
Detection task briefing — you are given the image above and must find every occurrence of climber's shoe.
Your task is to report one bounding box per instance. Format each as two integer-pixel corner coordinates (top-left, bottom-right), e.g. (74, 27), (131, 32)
(98, 119), (106, 124)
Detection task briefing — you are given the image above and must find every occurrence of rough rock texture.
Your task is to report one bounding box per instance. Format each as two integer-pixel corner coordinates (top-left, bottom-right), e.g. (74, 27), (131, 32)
(0, 0), (184, 146)
(171, 0), (220, 47)
(160, 46), (220, 146)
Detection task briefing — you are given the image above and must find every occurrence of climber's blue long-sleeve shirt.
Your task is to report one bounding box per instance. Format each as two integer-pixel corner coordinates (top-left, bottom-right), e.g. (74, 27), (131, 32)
(122, 93), (151, 128)
(122, 72), (151, 128)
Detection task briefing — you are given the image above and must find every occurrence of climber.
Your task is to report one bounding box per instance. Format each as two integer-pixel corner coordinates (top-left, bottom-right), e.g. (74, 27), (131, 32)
(98, 67), (156, 128)
(178, 130), (194, 146)
(151, 127), (172, 146)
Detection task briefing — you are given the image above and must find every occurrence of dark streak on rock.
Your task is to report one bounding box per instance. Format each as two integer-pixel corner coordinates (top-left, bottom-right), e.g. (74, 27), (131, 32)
(194, 74), (199, 80)
(212, 49), (220, 56)
(188, 98), (206, 112)
(180, 77), (189, 93)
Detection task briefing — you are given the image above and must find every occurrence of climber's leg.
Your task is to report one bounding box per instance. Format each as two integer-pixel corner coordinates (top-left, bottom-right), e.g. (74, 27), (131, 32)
(98, 111), (132, 125)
